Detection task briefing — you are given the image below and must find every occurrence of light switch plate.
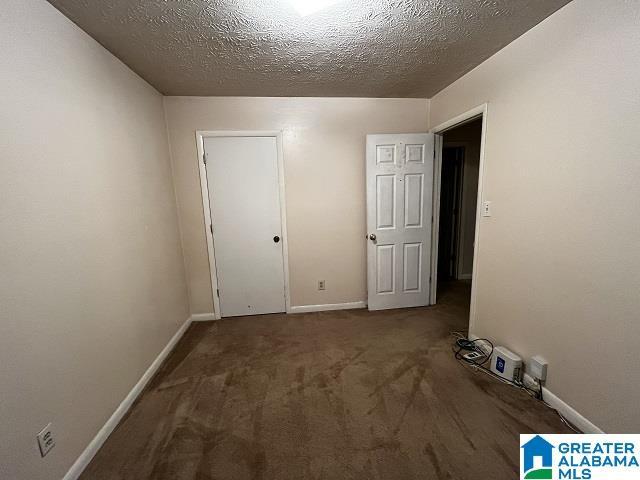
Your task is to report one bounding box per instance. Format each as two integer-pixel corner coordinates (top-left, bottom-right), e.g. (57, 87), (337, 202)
(482, 200), (492, 217)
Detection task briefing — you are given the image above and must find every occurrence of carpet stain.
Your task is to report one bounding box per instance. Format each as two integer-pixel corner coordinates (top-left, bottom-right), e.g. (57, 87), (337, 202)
(80, 282), (572, 480)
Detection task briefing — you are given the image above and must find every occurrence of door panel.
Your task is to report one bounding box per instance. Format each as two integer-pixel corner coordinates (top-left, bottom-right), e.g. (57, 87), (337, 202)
(404, 173), (424, 228)
(406, 144), (425, 163)
(376, 175), (396, 229)
(204, 136), (286, 317)
(366, 133), (434, 310)
(403, 243), (422, 292)
(376, 145), (396, 164)
(376, 244), (395, 294)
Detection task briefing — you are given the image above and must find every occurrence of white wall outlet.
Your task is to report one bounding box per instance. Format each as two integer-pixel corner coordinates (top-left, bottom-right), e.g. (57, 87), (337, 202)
(318, 280), (326, 290)
(529, 355), (548, 381)
(37, 423), (55, 457)
(482, 200), (492, 217)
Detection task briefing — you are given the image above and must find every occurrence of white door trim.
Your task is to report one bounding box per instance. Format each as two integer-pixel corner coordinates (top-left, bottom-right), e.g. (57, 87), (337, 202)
(430, 104), (488, 332)
(195, 130), (291, 319)
(430, 134), (443, 305)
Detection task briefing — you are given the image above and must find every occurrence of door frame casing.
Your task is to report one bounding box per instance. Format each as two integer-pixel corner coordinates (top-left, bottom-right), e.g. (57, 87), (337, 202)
(195, 130), (291, 319)
(430, 104), (488, 332)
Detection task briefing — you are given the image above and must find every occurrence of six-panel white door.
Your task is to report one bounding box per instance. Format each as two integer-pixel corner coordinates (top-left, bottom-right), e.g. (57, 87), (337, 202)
(366, 134), (434, 310)
(204, 136), (286, 317)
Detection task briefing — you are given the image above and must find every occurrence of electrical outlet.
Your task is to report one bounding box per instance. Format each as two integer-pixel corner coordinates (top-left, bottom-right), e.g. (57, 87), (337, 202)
(318, 280), (326, 290)
(37, 423), (55, 457)
(529, 355), (548, 381)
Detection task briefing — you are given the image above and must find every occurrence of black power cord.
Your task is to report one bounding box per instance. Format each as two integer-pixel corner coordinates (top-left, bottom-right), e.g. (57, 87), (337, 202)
(450, 332), (580, 433)
(452, 335), (494, 366)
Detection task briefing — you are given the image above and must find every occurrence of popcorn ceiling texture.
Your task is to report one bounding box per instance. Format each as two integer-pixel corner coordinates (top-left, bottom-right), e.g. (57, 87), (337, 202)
(47, 0), (571, 97)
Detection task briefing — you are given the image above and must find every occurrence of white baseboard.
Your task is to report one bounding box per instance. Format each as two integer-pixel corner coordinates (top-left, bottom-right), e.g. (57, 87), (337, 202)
(190, 312), (219, 322)
(62, 316), (193, 480)
(467, 333), (602, 433)
(522, 373), (603, 434)
(289, 301), (367, 314)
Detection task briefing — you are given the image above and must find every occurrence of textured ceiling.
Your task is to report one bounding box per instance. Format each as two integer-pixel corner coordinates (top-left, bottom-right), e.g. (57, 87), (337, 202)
(47, 0), (572, 97)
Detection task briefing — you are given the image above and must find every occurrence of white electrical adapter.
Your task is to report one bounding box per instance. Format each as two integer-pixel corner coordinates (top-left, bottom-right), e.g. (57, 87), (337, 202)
(463, 351), (485, 362)
(490, 346), (523, 382)
(529, 355), (548, 381)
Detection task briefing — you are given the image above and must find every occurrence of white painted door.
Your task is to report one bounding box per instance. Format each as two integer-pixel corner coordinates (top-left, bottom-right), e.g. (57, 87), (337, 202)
(204, 136), (286, 317)
(366, 134), (435, 310)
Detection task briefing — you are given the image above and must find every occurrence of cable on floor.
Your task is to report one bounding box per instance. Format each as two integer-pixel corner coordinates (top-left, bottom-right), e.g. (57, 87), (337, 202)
(450, 332), (581, 433)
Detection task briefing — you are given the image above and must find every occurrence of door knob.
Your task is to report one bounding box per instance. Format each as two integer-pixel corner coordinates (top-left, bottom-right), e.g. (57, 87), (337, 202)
(273, 235), (280, 243)
(369, 234), (377, 241)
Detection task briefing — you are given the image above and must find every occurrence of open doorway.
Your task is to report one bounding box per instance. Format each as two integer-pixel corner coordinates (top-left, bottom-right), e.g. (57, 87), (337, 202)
(438, 146), (464, 282)
(433, 116), (484, 315)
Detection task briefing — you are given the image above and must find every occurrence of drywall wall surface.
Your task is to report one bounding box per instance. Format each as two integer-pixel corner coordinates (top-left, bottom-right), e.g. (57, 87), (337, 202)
(443, 119), (482, 278)
(0, 1), (189, 479)
(163, 96), (428, 313)
(430, 0), (640, 432)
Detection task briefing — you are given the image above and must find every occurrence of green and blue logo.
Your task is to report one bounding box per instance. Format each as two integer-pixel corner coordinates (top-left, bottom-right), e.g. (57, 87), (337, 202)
(521, 435), (554, 479)
(520, 434), (640, 480)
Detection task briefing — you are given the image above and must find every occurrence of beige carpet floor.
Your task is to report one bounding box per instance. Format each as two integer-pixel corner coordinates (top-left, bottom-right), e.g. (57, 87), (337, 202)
(80, 282), (571, 480)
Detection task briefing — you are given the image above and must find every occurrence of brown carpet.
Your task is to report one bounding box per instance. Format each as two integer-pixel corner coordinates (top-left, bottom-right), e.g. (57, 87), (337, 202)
(80, 282), (571, 480)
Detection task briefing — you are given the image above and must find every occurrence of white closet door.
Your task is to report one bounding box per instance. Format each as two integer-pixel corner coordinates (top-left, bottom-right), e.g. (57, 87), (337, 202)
(204, 136), (286, 317)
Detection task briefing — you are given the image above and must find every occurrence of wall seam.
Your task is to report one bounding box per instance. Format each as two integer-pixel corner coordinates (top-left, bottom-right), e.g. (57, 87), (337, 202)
(425, 98), (431, 130)
(162, 96), (193, 313)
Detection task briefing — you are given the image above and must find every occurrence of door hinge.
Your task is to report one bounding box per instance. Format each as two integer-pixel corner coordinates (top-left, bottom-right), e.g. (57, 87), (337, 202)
(216, 288), (220, 297)
(203, 152), (207, 165)
(209, 224), (213, 234)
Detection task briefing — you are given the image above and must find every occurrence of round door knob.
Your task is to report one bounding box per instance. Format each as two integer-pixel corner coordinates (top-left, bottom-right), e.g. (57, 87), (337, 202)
(273, 235), (280, 243)
(369, 234), (377, 241)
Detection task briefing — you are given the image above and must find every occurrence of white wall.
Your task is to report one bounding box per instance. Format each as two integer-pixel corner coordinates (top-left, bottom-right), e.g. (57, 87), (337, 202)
(430, 0), (640, 432)
(0, 1), (189, 479)
(4, 5), (638, 478)
(163, 96), (429, 313)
